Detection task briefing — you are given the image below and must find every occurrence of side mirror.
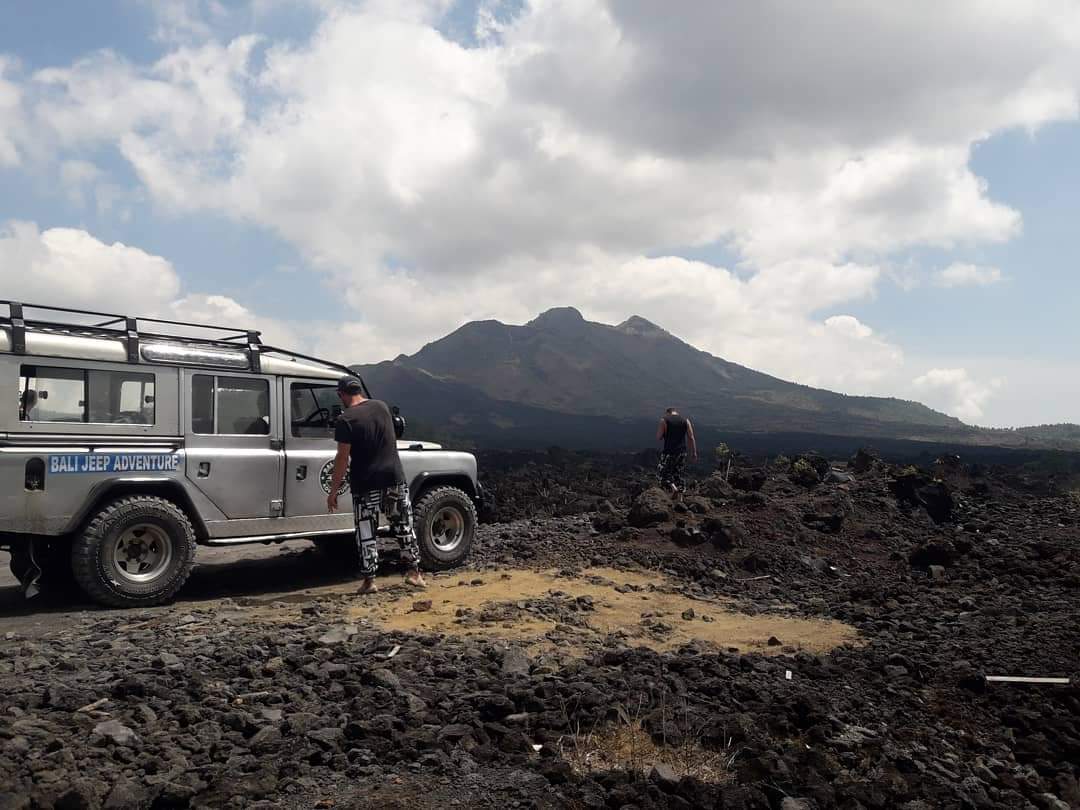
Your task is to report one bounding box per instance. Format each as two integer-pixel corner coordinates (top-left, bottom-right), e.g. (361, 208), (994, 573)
(391, 405), (406, 439)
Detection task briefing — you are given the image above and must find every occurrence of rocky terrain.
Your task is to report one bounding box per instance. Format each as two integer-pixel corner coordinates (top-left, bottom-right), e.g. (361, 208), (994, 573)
(1, 450), (1079, 809)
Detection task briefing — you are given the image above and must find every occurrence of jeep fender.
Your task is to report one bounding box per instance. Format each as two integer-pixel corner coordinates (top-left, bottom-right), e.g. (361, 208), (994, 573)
(409, 471), (475, 502)
(63, 477), (214, 540)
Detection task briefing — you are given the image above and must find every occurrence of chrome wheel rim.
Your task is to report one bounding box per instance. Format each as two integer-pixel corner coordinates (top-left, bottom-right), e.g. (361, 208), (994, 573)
(429, 507), (465, 552)
(109, 523), (173, 583)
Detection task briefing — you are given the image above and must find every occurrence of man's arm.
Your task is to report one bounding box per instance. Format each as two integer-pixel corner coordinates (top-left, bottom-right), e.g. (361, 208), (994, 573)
(327, 442), (350, 512)
(656, 418), (666, 442)
(687, 420), (698, 461)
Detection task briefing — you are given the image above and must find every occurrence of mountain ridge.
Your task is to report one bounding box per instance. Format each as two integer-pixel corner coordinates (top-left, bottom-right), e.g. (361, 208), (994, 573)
(354, 307), (1078, 451)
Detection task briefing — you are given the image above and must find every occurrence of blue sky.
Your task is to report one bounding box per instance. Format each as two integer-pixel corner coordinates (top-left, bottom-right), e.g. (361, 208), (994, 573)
(1, 1), (1077, 426)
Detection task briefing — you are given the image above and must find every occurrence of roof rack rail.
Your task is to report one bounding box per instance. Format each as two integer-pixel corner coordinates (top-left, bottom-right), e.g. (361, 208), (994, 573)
(0, 301), (365, 388)
(1, 300), (263, 371)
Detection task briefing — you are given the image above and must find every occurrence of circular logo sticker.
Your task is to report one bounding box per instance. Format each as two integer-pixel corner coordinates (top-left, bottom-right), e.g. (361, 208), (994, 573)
(320, 460), (350, 495)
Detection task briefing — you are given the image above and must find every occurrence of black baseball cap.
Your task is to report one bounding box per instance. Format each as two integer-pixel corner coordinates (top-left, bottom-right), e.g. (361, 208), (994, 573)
(337, 375), (364, 394)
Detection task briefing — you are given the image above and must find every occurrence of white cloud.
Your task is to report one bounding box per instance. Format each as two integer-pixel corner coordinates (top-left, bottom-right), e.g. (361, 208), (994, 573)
(0, 221), (181, 313)
(912, 367), (1005, 423)
(0, 221), (307, 350)
(6, 1), (1080, 423)
(139, 0), (230, 44)
(0, 57), (24, 167)
(936, 262), (1005, 287)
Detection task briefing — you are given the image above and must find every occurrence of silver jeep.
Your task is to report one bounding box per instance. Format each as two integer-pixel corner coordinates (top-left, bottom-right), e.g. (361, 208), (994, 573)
(0, 302), (485, 607)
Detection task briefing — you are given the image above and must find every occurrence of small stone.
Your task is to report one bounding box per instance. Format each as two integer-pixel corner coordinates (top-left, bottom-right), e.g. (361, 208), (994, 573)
(411, 600), (433, 613)
(649, 763), (679, 789)
(929, 565), (947, 582)
(54, 783), (95, 810)
(257, 707), (283, 723)
(368, 669), (402, 692)
(681, 608), (696, 621)
(249, 726), (283, 752)
(92, 720), (138, 748)
(501, 646), (531, 677)
(767, 636), (782, 646)
(307, 727), (345, 750)
(438, 724), (472, 741)
(103, 779), (142, 809)
(153, 652), (181, 668)
(317, 625), (358, 645)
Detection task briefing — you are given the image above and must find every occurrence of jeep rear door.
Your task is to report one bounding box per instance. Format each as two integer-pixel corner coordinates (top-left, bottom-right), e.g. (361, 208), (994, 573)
(283, 379), (351, 527)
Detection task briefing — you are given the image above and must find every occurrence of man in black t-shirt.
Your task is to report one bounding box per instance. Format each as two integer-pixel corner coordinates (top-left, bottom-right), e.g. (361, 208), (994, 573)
(327, 376), (425, 594)
(656, 407), (698, 494)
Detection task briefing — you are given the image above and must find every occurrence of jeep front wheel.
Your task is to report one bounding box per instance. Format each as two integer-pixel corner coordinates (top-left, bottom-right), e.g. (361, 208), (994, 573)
(413, 486), (476, 570)
(72, 496), (197, 608)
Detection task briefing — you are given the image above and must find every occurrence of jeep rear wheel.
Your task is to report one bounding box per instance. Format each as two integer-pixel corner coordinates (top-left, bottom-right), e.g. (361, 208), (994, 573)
(72, 497), (196, 608)
(413, 486), (476, 570)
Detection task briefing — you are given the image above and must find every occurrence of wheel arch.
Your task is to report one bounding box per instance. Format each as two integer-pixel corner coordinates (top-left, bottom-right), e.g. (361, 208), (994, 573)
(65, 479), (209, 540)
(409, 472), (477, 504)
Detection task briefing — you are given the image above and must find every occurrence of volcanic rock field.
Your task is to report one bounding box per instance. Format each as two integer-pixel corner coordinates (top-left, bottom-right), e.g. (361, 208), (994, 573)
(1, 450), (1078, 809)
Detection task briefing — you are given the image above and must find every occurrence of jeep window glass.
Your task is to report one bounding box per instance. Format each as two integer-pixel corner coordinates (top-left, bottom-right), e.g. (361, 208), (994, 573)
(192, 375), (270, 435)
(19, 365), (155, 424)
(87, 370), (155, 425)
(191, 375), (215, 433)
(290, 383), (339, 438)
(219, 377), (270, 435)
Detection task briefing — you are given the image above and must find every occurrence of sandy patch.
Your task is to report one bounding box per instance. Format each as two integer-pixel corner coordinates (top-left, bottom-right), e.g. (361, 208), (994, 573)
(346, 567), (859, 656)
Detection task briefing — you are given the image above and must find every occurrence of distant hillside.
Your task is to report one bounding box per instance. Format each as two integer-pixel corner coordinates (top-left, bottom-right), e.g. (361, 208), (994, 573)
(354, 307), (1080, 451)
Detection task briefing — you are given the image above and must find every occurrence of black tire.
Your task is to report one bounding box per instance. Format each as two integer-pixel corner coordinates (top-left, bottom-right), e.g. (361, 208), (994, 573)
(72, 496), (196, 608)
(413, 486), (476, 570)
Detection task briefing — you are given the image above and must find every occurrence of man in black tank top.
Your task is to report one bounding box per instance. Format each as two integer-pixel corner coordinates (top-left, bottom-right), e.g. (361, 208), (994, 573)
(656, 407), (697, 493)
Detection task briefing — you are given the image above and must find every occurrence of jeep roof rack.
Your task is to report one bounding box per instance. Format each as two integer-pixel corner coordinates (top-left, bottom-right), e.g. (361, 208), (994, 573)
(0, 300), (365, 391)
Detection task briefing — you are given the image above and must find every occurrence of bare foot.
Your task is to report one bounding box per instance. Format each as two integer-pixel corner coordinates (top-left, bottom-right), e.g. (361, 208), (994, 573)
(357, 578), (379, 595)
(404, 570), (427, 589)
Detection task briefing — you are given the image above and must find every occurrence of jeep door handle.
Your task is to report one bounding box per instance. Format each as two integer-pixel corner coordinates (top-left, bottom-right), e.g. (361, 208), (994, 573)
(197, 462), (211, 478)
(296, 465), (308, 481)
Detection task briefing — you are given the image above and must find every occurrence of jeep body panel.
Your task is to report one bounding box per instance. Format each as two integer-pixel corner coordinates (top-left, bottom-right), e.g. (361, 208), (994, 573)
(0, 303), (484, 553)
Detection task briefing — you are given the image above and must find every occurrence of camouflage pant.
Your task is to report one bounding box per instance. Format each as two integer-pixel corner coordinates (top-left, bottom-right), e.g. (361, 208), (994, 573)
(352, 483), (421, 578)
(657, 451), (686, 490)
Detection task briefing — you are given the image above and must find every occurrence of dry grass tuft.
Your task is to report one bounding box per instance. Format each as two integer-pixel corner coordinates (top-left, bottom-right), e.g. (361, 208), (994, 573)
(558, 704), (738, 785)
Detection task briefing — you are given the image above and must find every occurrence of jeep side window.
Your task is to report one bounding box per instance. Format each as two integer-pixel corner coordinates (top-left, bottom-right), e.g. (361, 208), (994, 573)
(18, 365), (155, 424)
(290, 383), (339, 438)
(191, 375), (270, 435)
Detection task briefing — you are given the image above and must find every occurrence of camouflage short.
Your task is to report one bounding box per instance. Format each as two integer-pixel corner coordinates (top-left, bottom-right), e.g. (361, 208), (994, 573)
(352, 482), (421, 577)
(657, 451), (686, 490)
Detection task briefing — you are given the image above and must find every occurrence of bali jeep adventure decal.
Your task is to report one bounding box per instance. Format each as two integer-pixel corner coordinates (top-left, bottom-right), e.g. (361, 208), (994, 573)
(49, 453), (182, 474)
(320, 460), (350, 495)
